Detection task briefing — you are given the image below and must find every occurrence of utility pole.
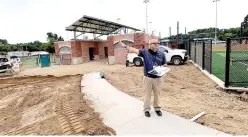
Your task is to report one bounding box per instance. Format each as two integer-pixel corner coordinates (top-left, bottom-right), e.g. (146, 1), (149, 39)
(149, 21), (152, 34)
(144, 0), (150, 34)
(241, 22), (243, 37)
(185, 27), (187, 34)
(177, 21), (179, 46)
(213, 0), (220, 46)
(169, 27), (171, 37)
(240, 22), (243, 43)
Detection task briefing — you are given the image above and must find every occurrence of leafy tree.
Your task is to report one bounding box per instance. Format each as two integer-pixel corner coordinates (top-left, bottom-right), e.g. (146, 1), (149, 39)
(241, 14), (248, 37)
(0, 44), (10, 52)
(218, 35), (225, 41)
(0, 39), (8, 44)
(46, 32), (54, 39)
(225, 33), (233, 38)
(41, 42), (55, 53)
(188, 27), (240, 41)
(243, 27), (248, 37)
(0, 32), (63, 53)
(54, 34), (58, 40)
(58, 36), (64, 41)
(46, 32), (64, 41)
(44, 32), (64, 53)
(243, 15), (248, 28)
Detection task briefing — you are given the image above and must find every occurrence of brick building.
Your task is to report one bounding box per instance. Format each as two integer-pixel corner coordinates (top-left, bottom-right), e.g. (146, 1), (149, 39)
(54, 15), (158, 65)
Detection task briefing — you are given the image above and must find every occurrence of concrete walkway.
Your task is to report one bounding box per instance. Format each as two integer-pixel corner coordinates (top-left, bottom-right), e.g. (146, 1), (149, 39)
(81, 72), (230, 135)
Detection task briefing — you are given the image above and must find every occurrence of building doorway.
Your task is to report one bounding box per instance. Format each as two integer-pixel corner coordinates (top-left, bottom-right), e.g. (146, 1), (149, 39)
(59, 46), (72, 65)
(104, 47), (108, 58)
(61, 54), (71, 65)
(89, 47), (94, 60)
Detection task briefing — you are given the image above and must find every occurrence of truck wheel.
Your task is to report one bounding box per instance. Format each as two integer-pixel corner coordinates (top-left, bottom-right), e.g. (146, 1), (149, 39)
(172, 57), (182, 65)
(133, 58), (143, 66)
(126, 60), (129, 67)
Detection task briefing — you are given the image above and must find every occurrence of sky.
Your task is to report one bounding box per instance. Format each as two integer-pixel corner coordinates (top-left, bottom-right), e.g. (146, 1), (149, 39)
(0, 0), (247, 44)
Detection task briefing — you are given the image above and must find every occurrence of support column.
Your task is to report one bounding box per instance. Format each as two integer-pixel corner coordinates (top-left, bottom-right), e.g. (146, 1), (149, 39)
(107, 36), (115, 64)
(74, 31), (76, 40)
(94, 43), (100, 60)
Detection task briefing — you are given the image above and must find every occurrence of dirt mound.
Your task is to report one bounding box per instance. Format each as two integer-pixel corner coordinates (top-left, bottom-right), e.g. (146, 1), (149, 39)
(0, 75), (115, 135)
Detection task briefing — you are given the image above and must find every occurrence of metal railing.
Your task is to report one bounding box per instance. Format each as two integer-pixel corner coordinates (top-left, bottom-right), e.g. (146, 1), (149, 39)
(187, 40), (212, 74)
(187, 37), (248, 88)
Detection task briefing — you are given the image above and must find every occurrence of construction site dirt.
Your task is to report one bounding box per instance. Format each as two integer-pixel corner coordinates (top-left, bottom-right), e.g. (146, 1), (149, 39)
(0, 75), (115, 135)
(105, 62), (248, 135)
(1, 60), (248, 135)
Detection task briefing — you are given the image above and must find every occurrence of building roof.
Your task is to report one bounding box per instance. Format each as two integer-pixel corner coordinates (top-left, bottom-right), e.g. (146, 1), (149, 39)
(66, 15), (140, 35)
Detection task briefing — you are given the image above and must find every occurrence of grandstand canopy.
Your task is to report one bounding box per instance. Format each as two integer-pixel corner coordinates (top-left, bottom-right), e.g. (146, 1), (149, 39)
(66, 15), (140, 36)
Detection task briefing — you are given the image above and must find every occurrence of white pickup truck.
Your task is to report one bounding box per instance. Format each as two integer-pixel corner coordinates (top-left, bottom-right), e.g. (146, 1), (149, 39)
(126, 45), (188, 66)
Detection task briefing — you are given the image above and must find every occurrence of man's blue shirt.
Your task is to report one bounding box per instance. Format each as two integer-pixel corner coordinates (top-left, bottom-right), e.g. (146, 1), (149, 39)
(138, 49), (166, 76)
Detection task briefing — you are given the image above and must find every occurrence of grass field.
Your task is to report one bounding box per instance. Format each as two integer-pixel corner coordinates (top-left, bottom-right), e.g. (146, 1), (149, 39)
(212, 50), (248, 87)
(21, 57), (38, 69)
(212, 51), (226, 82)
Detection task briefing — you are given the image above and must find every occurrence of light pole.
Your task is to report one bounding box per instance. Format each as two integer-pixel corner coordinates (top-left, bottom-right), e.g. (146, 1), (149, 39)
(213, 0), (220, 46)
(117, 18), (120, 23)
(144, 0), (150, 34)
(241, 22), (243, 37)
(149, 21), (152, 34)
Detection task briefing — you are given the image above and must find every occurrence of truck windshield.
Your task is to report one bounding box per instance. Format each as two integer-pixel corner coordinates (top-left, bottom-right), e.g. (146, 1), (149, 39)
(157, 45), (172, 52)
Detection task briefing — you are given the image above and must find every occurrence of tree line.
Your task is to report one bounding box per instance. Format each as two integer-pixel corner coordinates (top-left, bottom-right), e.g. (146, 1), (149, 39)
(0, 32), (64, 53)
(188, 14), (248, 41)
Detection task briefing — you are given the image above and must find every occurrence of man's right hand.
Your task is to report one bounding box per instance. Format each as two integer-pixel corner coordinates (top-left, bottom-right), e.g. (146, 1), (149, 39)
(118, 40), (126, 48)
(118, 40), (140, 55)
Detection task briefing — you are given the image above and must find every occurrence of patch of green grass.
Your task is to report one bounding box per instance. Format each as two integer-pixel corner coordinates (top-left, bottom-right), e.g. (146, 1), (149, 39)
(212, 50), (248, 87)
(21, 57), (38, 68)
(229, 61), (248, 87)
(212, 52), (226, 82)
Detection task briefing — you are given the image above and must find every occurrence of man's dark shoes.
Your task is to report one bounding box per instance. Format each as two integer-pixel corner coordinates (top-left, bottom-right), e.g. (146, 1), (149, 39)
(155, 110), (162, 116)
(144, 111), (151, 117)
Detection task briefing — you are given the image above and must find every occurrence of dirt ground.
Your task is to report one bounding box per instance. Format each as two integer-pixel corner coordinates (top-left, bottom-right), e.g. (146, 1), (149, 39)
(105, 63), (248, 135)
(212, 44), (226, 51)
(18, 59), (123, 77)
(3, 60), (248, 135)
(0, 75), (115, 135)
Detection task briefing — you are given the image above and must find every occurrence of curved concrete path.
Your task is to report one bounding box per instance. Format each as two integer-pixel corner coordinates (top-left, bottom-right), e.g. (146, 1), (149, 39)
(81, 72), (230, 135)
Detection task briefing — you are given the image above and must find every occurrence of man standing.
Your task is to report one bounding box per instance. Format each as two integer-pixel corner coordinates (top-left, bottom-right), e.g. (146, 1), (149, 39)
(118, 39), (168, 117)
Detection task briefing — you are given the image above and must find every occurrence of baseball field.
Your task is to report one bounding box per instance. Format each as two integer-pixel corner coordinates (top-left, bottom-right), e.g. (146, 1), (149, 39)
(212, 44), (248, 87)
